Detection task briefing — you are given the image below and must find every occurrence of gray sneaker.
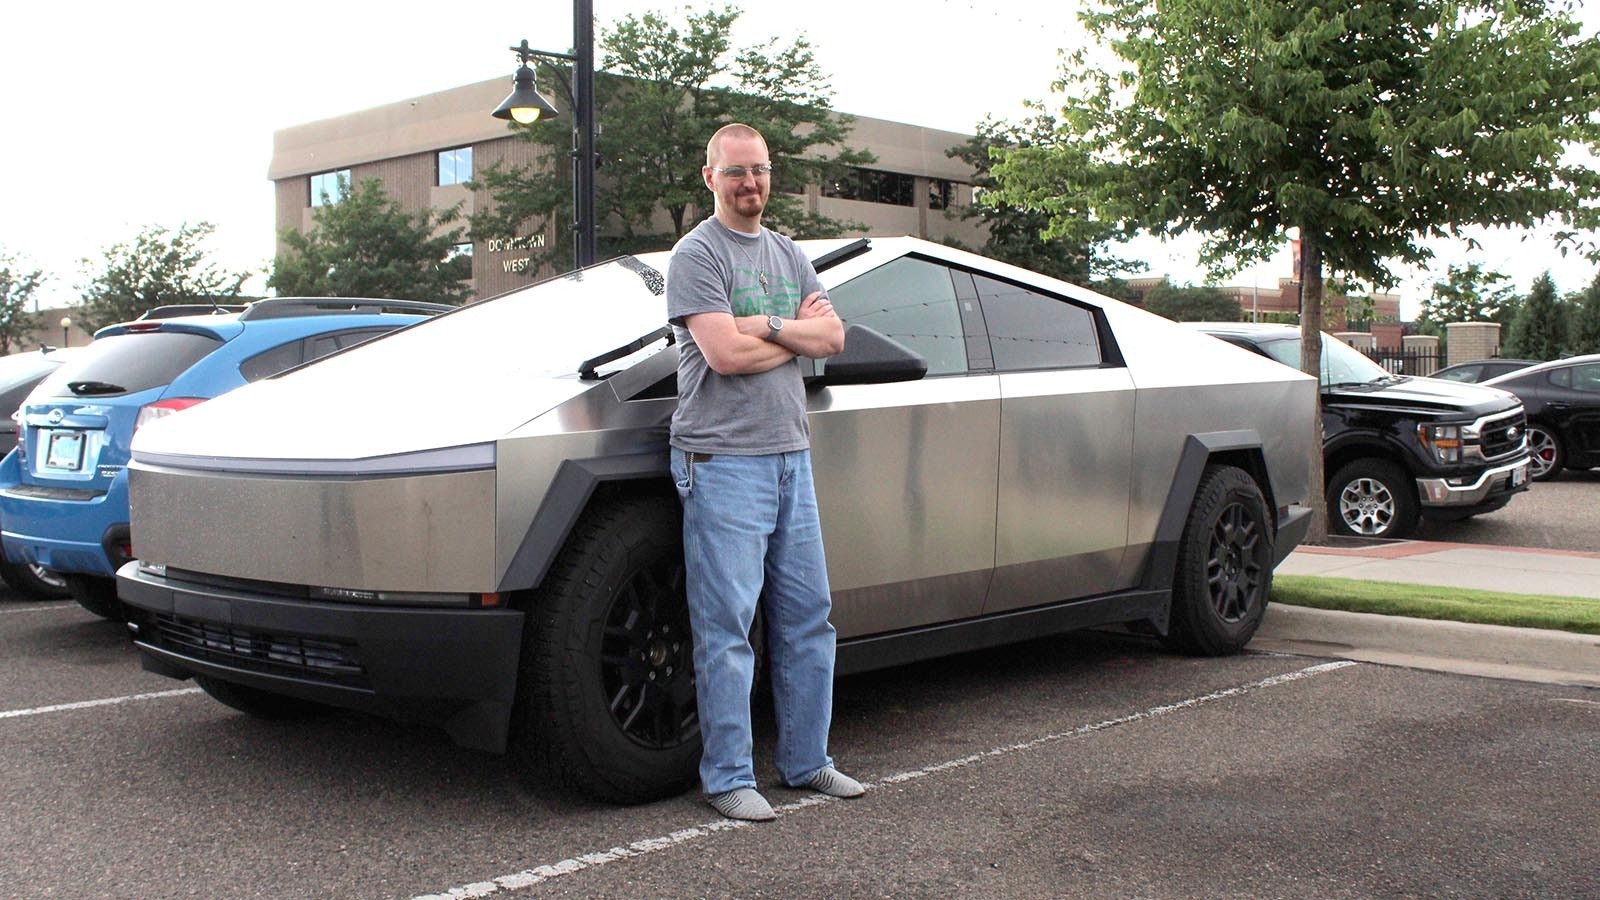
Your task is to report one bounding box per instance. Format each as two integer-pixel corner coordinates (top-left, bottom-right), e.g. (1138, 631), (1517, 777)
(708, 787), (776, 822)
(801, 766), (865, 798)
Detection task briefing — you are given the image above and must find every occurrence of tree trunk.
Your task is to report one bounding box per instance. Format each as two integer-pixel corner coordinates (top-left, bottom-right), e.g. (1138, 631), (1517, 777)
(1299, 233), (1328, 544)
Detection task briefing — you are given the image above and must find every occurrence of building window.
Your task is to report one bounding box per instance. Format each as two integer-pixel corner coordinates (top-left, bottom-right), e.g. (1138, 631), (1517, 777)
(822, 167), (916, 207)
(438, 147), (473, 186)
(443, 243), (473, 281)
(309, 170), (350, 207)
(928, 179), (958, 210)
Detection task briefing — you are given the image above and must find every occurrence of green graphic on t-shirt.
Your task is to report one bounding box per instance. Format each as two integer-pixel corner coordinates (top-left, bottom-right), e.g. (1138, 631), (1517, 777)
(730, 267), (801, 318)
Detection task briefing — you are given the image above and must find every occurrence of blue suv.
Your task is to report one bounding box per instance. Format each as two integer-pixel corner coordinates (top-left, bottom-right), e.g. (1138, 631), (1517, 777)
(0, 298), (450, 618)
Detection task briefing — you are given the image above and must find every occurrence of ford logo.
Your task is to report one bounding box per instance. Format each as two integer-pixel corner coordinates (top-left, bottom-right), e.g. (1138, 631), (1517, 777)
(47, 409), (64, 425)
(1506, 426), (1519, 441)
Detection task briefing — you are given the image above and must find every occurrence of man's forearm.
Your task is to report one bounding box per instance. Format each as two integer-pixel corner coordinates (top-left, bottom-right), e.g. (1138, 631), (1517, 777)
(772, 315), (845, 359)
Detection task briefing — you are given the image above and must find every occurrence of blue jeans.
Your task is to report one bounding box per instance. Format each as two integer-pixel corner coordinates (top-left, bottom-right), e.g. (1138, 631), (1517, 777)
(671, 447), (837, 795)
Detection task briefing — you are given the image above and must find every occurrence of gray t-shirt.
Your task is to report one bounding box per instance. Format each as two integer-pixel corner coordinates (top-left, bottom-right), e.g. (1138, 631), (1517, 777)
(667, 217), (823, 455)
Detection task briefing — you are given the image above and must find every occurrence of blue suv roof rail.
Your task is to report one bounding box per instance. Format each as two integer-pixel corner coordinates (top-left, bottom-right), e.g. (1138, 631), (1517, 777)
(138, 304), (250, 320)
(238, 297), (455, 320)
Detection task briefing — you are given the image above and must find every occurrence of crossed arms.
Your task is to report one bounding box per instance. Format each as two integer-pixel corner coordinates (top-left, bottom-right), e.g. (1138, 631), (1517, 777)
(685, 291), (846, 376)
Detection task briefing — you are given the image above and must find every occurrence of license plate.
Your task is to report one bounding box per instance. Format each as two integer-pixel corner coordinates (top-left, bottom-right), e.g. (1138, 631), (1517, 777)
(44, 431), (86, 471)
(1511, 465), (1527, 488)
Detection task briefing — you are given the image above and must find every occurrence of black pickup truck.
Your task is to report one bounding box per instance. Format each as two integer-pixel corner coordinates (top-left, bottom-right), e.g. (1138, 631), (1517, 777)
(1196, 324), (1531, 539)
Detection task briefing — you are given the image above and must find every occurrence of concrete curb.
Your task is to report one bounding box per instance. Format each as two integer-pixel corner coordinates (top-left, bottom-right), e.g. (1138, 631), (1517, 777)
(1253, 603), (1600, 688)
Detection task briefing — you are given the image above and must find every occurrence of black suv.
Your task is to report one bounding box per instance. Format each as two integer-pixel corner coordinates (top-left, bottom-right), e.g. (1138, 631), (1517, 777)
(1195, 324), (1531, 538)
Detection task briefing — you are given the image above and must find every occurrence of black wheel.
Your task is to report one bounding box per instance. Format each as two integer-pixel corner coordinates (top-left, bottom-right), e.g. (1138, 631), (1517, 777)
(511, 494), (700, 804)
(64, 575), (124, 620)
(1526, 424), (1564, 482)
(195, 675), (329, 719)
(1165, 465), (1273, 656)
(0, 559), (69, 600)
(1327, 459), (1418, 539)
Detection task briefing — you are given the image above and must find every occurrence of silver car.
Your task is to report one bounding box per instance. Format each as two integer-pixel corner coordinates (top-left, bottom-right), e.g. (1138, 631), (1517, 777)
(117, 238), (1318, 802)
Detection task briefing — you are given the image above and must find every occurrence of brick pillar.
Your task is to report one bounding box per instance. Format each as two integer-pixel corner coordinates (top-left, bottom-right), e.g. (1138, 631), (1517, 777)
(1333, 332), (1376, 351)
(1444, 322), (1502, 367)
(1403, 334), (1441, 376)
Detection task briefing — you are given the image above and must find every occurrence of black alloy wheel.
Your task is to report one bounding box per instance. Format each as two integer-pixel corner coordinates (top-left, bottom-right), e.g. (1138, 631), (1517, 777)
(1166, 464), (1273, 656)
(1206, 500), (1265, 624)
(599, 553), (698, 750)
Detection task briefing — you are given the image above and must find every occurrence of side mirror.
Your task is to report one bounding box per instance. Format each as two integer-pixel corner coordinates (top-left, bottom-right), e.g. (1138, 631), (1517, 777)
(809, 324), (928, 386)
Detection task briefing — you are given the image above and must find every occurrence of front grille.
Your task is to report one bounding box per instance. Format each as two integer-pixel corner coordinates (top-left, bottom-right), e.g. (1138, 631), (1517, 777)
(1479, 411), (1527, 460)
(143, 612), (369, 688)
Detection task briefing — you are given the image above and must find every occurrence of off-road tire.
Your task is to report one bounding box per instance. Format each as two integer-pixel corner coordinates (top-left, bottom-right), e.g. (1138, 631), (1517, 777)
(1165, 465), (1273, 656)
(1526, 424), (1564, 482)
(0, 560), (69, 600)
(194, 675), (329, 719)
(65, 575), (124, 620)
(1327, 458), (1418, 539)
(510, 494), (701, 804)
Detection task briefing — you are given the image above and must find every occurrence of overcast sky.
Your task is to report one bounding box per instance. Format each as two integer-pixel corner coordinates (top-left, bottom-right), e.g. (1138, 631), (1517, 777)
(4, 0), (1597, 318)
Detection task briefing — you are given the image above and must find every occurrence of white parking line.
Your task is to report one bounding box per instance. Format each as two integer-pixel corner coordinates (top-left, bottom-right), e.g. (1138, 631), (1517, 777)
(0, 602), (79, 615)
(415, 660), (1360, 899)
(0, 687), (203, 720)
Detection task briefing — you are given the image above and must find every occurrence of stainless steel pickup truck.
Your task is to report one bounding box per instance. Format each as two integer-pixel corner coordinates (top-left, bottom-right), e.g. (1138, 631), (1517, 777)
(117, 237), (1318, 802)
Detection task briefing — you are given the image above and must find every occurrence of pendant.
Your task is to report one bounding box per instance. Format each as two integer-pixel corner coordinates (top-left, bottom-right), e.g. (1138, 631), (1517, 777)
(758, 271), (770, 294)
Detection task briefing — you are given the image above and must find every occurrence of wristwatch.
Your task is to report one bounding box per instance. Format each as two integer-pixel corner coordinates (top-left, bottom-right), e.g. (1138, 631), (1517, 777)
(765, 314), (784, 341)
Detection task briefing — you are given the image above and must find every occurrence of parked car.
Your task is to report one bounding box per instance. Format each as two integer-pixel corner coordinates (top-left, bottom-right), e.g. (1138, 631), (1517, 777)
(1482, 353), (1600, 481)
(0, 347), (83, 599)
(1430, 358), (1538, 383)
(117, 238), (1319, 803)
(0, 298), (451, 618)
(1193, 324), (1530, 539)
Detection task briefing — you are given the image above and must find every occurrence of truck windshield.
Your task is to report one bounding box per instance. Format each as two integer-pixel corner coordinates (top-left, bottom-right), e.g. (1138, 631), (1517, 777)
(1257, 334), (1393, 387)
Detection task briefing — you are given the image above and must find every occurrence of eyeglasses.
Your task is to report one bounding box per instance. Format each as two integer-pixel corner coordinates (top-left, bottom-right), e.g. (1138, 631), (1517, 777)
(710, 164), (773, 179)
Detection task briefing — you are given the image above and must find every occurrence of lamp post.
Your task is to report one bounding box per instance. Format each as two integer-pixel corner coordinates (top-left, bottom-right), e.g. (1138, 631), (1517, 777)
(59, 316), (71, 348)
(493, 0), (597, 269)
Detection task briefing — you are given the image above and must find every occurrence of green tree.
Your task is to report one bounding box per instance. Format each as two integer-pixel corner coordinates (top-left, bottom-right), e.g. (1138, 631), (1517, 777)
(1506, 272), (1568, 360)
(471, 4), (873, 272)
(945, 115), (1141, 287)
(1142, 281), (1240, 322)
(1417, 264), (1517, 332)
(0, 249), (43, 353)
(1568, 272), (1600, 355)
(990, 0), (1600, 542)
(78, 223), (249, 333)
(270, 177), (470, 304)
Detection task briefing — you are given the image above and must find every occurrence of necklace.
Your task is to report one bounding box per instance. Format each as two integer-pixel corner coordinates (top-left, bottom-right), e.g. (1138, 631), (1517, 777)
(732, 232), (770, 295)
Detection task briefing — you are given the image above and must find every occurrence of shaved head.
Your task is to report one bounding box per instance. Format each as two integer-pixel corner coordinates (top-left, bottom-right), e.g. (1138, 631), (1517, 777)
(706, 123), (767, 166)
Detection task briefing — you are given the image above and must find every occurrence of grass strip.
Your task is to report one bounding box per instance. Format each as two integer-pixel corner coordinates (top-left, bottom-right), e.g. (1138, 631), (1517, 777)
(1270, 574), (1600, 635)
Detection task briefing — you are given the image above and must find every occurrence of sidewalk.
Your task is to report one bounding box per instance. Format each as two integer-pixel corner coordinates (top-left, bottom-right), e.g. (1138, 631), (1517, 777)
(1256, 539), (1600, 688)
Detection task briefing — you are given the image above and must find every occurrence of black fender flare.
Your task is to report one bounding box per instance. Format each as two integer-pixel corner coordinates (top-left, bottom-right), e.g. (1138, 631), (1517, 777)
(1139, 431), (1271, 603)
(496, 451), (672, 594)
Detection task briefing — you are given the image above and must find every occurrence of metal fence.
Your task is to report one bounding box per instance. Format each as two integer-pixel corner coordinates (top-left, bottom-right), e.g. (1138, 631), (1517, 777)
(1359, 346), (1441, 376)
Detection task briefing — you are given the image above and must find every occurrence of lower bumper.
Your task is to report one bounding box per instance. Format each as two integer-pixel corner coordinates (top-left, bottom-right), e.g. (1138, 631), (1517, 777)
(1273, 504), (1313, 567)
(116, 562), (525, 752)
(1415, 457), (1531, 508)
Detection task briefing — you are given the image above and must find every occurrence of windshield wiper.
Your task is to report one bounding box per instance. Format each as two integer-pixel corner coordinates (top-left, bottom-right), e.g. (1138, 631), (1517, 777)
(578, 326), (674, 380)
(67, 380), (126, 395)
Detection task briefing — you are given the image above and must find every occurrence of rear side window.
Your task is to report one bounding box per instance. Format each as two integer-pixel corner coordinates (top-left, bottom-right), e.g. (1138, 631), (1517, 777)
(238, 328), (396, 383)
(34, 332), (221, 397)
(974, 274), (1101, 371)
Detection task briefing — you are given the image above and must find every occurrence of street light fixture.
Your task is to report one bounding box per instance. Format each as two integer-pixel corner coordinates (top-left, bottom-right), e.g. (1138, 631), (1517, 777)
(492, 0), (598, 269)
(492, 43), (560, 125)
(59, 316), (71, 348)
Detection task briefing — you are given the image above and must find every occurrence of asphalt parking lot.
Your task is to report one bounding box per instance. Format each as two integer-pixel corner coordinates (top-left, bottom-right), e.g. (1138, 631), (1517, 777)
(3, 596), (1596, 899)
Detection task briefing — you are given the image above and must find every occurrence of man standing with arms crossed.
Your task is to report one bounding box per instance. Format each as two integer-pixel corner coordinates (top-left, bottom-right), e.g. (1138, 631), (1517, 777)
(667, 123), (863, 821)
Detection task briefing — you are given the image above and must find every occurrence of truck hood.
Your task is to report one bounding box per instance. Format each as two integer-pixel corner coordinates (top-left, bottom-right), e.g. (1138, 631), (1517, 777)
(131, 259), (673, 468)
(1325, 376), (1521, 419)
